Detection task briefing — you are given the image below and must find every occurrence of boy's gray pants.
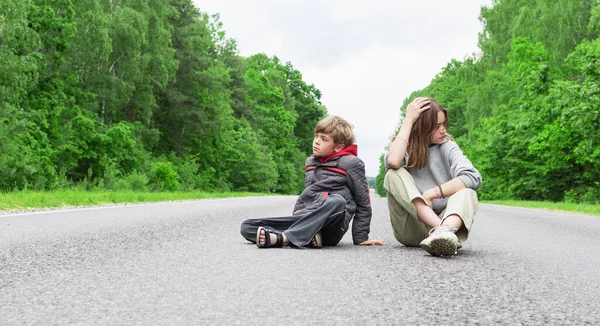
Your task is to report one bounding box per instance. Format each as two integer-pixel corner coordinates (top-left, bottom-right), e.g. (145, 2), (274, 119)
(240, 194), (347, 247)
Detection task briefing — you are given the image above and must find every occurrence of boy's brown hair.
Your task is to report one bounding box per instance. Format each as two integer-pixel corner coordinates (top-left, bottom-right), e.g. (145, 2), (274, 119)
(314, 115), (355, 147)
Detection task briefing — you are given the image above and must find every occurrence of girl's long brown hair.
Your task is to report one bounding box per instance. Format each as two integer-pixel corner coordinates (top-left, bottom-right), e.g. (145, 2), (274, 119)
(406, 99), (450, 170)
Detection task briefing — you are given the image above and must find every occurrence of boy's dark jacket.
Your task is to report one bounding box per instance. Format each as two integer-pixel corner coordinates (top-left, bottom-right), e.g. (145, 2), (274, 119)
(293, 144), (372, 244)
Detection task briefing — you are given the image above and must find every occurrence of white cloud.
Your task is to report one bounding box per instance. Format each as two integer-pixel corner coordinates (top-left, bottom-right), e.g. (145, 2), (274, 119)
(194, 0), (491, 176)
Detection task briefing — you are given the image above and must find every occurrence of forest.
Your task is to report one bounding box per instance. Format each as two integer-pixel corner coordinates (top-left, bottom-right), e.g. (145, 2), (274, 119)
(1, 0), (326, 194)
(1, 0), (599, 204)
(375, 0), (600, 204)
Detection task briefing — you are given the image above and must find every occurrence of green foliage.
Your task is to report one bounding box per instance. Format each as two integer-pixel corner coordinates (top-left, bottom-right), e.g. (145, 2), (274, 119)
(0, 105), (57, 190)
(479, 0), (594, 67)
(105, 122), (148, 174)
(377, 0), (600, 204)
(174, 158), (201, 192)
(225, 118), (278, 193)
(125, 172), (149, 191)
(374, 154), (387, 197)
(0, 0), (41, 105)
(242, 54), (318, 194)
(149, 161), (180, 191)
(1, 0), (325, 195)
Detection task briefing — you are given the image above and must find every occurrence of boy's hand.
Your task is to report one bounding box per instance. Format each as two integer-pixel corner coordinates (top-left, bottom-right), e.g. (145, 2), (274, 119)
(359, 240), (384, 246)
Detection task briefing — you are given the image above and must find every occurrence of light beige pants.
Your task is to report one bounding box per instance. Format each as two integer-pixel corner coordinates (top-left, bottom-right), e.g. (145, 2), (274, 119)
(384, 168), (478, 247)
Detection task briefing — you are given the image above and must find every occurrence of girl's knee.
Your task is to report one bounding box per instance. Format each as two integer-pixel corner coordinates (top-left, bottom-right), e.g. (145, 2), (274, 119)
(453, 188), (478, 198)
(385, 168), (414, 193)
(386, 167), (410, 180)
(385, 168), (403, 185)
(449, 188), (479, 207)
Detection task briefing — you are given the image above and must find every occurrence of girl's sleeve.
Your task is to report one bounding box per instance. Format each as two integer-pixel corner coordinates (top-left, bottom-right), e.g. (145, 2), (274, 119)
(447, 144), (482, 190)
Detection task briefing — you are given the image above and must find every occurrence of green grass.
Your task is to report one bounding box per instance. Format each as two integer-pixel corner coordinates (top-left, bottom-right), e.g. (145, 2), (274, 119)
(2, 190), (599, 217)
(0, 189), (269, 212)
(483, 200), (600, 216)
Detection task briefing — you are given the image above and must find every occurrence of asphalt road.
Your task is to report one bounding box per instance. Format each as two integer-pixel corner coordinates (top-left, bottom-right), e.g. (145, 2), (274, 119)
(1, 195), (599, 325)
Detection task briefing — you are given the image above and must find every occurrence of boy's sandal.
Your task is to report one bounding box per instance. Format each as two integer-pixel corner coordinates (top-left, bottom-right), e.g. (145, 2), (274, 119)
(307, 231), (323, 249)
(256, 227), (284, 248)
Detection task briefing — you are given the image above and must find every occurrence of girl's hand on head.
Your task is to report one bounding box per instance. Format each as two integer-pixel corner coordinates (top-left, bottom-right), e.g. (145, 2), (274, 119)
(404, 97), (431, 124)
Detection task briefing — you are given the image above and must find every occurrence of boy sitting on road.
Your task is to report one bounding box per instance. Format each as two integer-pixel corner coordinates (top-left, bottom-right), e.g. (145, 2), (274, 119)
(240, 115), (384, 248)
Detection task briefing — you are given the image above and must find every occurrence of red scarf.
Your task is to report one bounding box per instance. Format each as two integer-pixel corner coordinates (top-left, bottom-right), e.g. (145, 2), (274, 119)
(317, 144), (358, 163)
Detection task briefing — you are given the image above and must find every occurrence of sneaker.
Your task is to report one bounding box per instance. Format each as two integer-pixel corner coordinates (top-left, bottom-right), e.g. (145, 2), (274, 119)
(420, 225), (460, 256)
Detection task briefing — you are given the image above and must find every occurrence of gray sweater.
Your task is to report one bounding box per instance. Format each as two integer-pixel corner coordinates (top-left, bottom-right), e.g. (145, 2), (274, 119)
(386, 138), (482, 213)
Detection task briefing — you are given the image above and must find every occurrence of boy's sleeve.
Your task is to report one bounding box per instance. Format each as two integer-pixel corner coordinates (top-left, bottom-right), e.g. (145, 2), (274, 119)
(304, 157), (312, 188)
(347, 158), (372, 244)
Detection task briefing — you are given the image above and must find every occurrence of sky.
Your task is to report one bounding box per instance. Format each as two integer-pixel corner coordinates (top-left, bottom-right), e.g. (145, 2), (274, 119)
(193, 0), (492, 176)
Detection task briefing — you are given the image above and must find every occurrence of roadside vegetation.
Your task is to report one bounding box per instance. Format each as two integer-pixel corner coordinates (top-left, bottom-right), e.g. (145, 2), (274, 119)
(0, 190), (266, 212)
(2, 0), (599, 214)
(375, 0), (600, 208)
(483, 200), (600, 216)
(2, 191), (597, 218)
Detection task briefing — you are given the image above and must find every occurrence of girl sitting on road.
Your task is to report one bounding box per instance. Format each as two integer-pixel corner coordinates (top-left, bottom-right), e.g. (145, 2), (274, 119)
(384, 97), (482, 256)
